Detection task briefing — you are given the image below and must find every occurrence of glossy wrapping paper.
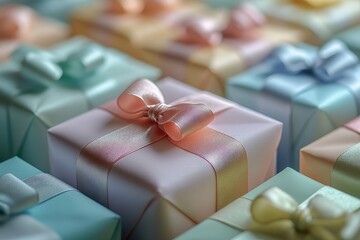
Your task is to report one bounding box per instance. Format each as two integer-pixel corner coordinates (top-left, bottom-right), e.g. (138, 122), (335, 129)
(141, 5), (303, 96)
(48, 78), (282, 240)
(301, 116), (360, 198)
(253, 0), (360, 45)
(337, 26), (360, 58)
(227, 41), (360, 171)
(0, 4), (69, 62)
(0, 37), (160, 171)
(176, 168), (360, 240)
(0, 157), (121, 240)
(70, 1), (216, 62)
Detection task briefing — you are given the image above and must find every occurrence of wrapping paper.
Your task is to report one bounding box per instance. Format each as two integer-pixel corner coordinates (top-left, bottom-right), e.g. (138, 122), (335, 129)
(176, 168), (360, 239)
(0, 36), (160, 171)
(301, 116), (360, 198)
(226, 42), (360, 171)
(0, 5), (69, 62)
(141, 11), (302, 96)
(337, 26), (360, 58)
(70, 1), (217, 62)
(253, 0), (360, 45)
(0, 157), (121, 240)
(48, 77), (282, 240)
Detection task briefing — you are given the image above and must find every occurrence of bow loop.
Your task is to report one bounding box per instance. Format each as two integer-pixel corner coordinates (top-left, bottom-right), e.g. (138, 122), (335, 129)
(0, 174), (38, 222)
(0, 5), (34, 41)
(248, 187), (360, 239)
(223, 3), (266, 40)
(116, 79), (214, 141)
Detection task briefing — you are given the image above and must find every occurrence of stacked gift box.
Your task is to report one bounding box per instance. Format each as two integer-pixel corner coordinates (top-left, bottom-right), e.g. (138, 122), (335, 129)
(0, 0), (359, 239)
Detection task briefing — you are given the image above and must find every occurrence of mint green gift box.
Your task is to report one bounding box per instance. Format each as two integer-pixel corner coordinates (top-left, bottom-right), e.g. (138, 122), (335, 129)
(337, 26), (360, 58)
(176, 168), (360, 240)
(0, 157), (121, 240)
(226, 40), (360, 171)
(0, 36), (160, 172)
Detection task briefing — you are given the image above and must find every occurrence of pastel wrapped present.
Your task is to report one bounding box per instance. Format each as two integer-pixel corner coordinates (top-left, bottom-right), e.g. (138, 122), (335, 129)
(202, 0), (247, 9)
(0, 0), (97, 22)
(337, 26), (360, 58)
(70, 0), (219, 62)
(48, 77), (282, 240)
(301, 116), (360, 198)
(253, 0), (360, 45)
(176, 168), (360, 239)
(227, 40), (360, 171)
(0, 4), (69, 62)
(0, 36), (160, 171)
(0, 157), (121, 240)
(141, 3), (303, 96)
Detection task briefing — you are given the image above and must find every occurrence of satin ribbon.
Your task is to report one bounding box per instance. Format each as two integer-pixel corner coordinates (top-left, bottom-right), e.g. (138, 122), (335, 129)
(11, 43), (105, 86)
(344, 117), (360, 134)
(0, 173), (74, 239)
(116, 79), (214, 141)
(292, 0), (341, 8)
(0, 4), (34, 41)
(107, 0), (179, 15)
(77, 79), (248, 213)
(269, 40), (359, 83)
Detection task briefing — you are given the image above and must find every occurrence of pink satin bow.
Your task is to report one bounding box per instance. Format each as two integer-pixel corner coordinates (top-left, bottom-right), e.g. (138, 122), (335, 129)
(0, 4), (34, 41)
(116, 79), (214, 141)
(107, 0), (179, 15)
(223, 3), (266, 40)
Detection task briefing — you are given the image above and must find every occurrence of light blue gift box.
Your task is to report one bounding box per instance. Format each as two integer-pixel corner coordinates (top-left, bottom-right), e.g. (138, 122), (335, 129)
(226, 40), (360, 171)
(0, 36), (160, 171)
(0, 157), (121, 240)
(336, 26), (360, 58)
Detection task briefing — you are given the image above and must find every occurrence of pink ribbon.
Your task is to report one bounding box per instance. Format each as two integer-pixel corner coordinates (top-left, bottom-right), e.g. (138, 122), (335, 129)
(344, 116), (360, 134)
(116, 79), (214, 141)
(0, 4), (34, 41)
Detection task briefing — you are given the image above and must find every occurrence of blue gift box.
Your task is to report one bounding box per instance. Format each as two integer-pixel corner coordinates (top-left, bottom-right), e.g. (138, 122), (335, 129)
(226, 40), (360, 171)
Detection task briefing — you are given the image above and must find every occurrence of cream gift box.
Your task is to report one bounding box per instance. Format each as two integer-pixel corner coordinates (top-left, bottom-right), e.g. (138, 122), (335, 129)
(176, 167), (360, 239)
(70, 0), (220, 62)
(0, 4), (69, 62)
(0, 157), (121, 240)
(48, 77), (282, 240)
(301, 116), (360, 198)
(253, 0), (360, 45)
(141, 3), (302, 96)
(0, 36), (160, 171)
(226, 40), (360, 171)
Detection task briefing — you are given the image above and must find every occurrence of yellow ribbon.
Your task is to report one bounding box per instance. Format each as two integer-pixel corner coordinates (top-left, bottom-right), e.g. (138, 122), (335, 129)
(292, 0), (341, 8)
(247, 187), (360, 240)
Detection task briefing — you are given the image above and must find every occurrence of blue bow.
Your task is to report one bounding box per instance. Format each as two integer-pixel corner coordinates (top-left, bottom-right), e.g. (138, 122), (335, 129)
(12, 43), (105, 86)
(269, 40), (359, 83)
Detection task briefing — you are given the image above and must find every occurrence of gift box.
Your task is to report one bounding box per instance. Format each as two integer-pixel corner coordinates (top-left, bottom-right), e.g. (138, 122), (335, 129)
(227, 40), (360, 171)
(48, 77), (282, 240)
(0, 36), (160, 171)
(253, 0), (360, 45)
(0, 4), (69, 62)
(0, 157), (121, 240)
(1, 0), (97, 22)
(337, 26), (360, 58)
(70, 0), (219, 62)
(301, 116), (360, 198)
(141, 3), (302, 96)
(202, 0), (247, 9)
(176, 168), (360, 239)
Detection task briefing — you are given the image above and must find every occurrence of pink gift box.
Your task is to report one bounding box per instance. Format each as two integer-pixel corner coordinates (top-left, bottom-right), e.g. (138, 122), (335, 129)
(48, 78), (282, 240)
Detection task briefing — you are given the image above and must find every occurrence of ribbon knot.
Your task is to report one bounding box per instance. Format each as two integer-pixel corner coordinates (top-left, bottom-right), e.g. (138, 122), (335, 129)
(11, 43), (105, 86)
(116, 79), (214, 141)
(0, 174), (38, 223)
(248, 187), (359, 240)
(270, 40), (359, 83)
(0, 4), (34, 41)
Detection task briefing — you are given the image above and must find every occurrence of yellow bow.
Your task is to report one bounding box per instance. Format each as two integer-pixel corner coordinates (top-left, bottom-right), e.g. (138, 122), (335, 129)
(248, 187), (360, 240)
(292, 0), (341, 8)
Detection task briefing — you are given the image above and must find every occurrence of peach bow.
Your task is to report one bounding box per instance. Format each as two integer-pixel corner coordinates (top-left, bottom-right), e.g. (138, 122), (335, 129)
(0, 4), (34, 41)
(116, 79), (214, 141)
(107, 0), (179, 15)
